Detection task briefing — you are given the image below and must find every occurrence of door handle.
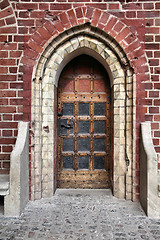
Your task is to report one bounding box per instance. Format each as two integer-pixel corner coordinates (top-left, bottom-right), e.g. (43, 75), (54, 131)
(61, 124), (73, 129)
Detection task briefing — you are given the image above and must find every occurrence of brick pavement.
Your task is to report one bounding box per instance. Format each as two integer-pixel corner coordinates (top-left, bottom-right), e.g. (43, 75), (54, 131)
(0, 189), (160, 240)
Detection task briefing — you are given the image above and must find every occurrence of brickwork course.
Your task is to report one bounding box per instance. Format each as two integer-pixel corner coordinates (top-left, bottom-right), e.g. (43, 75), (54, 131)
(0, 0), (160, 200)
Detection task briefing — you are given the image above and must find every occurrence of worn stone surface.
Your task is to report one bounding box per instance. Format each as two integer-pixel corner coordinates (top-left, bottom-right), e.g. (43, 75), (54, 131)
(4, 122), (29, 217)
(140, 122), (160, 218)
(0, 189), (160, 240)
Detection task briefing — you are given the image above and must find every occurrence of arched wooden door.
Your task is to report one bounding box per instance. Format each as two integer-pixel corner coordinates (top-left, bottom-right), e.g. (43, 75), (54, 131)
(57, 55), (111, 189)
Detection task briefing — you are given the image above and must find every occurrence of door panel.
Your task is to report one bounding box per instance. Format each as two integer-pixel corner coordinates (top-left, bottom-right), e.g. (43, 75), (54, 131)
(57, 55), (111, 189)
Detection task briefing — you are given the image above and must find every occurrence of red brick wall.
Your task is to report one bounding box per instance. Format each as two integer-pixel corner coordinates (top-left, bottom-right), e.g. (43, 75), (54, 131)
(0, 0), (160, 198)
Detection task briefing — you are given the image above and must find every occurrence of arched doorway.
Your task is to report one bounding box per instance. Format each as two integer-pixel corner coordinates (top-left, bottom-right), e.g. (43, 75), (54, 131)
(57, 55), (112, 189)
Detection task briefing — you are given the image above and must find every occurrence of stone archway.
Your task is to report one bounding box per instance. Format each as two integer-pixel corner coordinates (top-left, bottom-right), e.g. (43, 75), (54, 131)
(31, 29), (134, 200)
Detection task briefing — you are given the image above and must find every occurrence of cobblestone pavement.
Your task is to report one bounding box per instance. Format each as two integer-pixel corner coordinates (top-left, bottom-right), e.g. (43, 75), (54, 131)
(0, 189), (160, 240)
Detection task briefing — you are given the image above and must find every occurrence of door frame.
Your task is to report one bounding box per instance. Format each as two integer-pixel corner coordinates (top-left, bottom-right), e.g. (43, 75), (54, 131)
(31, 29), (135, 200)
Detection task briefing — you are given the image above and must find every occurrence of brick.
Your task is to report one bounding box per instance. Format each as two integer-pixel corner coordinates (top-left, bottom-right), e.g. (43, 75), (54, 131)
(115, 27), (131, 43)
(18, 91), (23, 98)
(0, 0), (9, 10)
(149, 59), (159, 66)
(155, 35), (160, 42)
(91, 9), (102, 26)
(75, 7), (83, 18)
(19, 27), (28, 34)
(113, 21), (125, 33)
(0, 98), (8, 105)
(2, 130), (12, 137)
(153, 139), (159, 146)
(28, 40), (43, 53)
(30, 11), (46, 18)
(104, 17), (118, 34)
(0, 75), (16, 81)
(155, 3), (160, 9)
(0, 90), (16, 97)
(149, 91), (159, 98)
(3, 114), (12, 120)
(18, 20), (34, 27)
(155, 68), (160, 74)
(54, 21), (64, 32)
(19, 11), (29, 18)
(145, 35), (153, 42)
(39, 4), (49, 10)
(144, 3), (154, 9)
(24, 48), (38, 60)
(14, 114), (23, 121)
(146, 11), (160, 18)
(0, 35), (7, 42)
(145, 27), (159, 34)
(146, 51), (152, 58)
(0, 43), (17, 51)
(109, 3), (119, 10)
(0, 27), (17, 34)
(0, 106), (16, 113)
(0, 83), (8, 89)
(38, 27), (52, 40)
(16, 3), (38, 10)
(10, 82), (23, 89)
(154, 51), (160, 59)
(0, 59), (15, 66)
(10, 99), (23, 105)
(10, 51), (22, 58)
(145, 115), (153, 121)
(86, 3), (107, 10)
(126, 11), (136, 18)
(151, 123), (159, 130)
(50, 4), (71, 11)
(0, 122), (17, 129)
(2, 146), (13, 153)
(0, 7), (13, 18)
(137, 11), (145, 18)
(155, 147), (160, 153)
(66, 9), (77, 26)
(154, 115), (160, 121)
(155, 19), (160, 26)
(0, 67), (8, 73)
(0, 51), (8, 58)
(0, 19), (5, 27)
(44, 21), (57, 35)
(145, 83), (152, 89)
(122, 3), (142, 10)
(99, 12), (110, 25)
(145, 19), (154, 27)
(3, 161), (10, 169)
(145, 44), (159, 50)
(5, 17), (16, 25)
(149, 107), (159, 114)
(59, 12), (71, 28)
(154, 99), (160, 106)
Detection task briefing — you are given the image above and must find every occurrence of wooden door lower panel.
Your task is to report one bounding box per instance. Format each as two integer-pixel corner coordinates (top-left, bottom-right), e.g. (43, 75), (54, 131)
(57, 170), (110, 189)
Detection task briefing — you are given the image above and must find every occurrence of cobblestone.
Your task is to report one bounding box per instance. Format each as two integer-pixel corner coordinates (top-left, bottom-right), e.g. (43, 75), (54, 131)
(0, 189), (160, 240)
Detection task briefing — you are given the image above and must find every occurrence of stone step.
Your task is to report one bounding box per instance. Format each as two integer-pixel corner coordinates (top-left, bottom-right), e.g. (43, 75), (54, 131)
(0, 175), (9, 196)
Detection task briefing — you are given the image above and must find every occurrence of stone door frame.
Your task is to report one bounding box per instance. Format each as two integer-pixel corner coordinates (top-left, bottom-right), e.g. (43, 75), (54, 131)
(31, 24), (135, 200)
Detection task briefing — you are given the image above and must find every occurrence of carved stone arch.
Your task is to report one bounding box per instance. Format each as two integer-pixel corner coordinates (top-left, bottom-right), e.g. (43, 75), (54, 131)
(31, 26), (135, 200)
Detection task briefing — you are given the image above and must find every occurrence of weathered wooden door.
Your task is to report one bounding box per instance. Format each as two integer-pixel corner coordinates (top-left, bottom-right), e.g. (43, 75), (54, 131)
(57, 55), (111, 189)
